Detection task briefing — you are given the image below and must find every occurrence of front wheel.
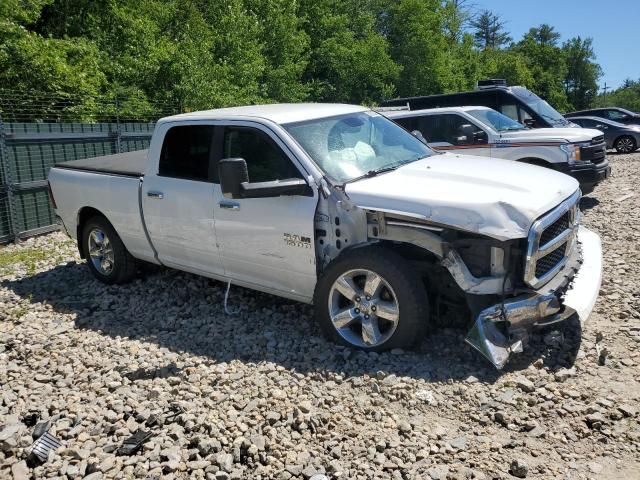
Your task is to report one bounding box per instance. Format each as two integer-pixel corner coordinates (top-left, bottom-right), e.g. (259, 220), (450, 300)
(614, 135), (637, 154)
(81, 216), (137, 284)
(314, 246), (429, 351)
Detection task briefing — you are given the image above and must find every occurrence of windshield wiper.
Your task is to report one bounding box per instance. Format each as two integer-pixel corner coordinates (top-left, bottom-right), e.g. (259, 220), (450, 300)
(343, 160), (415, 186)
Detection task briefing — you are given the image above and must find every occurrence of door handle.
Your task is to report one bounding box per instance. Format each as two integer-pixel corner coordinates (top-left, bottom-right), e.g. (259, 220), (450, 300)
(147, 191), (164, 199)
(219, 200), (240, 211)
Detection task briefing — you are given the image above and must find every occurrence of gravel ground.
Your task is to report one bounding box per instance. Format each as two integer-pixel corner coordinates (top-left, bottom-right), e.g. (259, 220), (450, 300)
(1, 152), (639, 480)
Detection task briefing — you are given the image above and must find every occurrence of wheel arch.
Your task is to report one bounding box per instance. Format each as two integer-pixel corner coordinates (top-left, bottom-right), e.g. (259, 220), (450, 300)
(613, 134), (637, 151)
(517, 157), (551, 168)
(76, 206), (112, 259)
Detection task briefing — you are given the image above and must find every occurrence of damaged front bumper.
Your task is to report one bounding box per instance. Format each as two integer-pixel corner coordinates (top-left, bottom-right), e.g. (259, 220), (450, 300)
(465, 227), (602, 369)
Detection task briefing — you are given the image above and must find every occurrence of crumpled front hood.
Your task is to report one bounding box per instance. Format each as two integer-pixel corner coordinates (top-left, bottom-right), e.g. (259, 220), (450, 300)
(344, 154), (580, 241)
(499, 128), (602, 143)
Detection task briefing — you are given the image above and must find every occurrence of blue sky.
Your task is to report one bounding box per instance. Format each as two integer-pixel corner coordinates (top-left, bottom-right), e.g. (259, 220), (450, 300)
(471, 0), (639, 91)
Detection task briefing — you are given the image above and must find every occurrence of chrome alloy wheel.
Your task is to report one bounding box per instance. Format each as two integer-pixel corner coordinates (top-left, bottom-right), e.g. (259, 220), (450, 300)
(88, 228), (115, 275)
(328, 269), (400, 348)
(616, 137), (635, 153)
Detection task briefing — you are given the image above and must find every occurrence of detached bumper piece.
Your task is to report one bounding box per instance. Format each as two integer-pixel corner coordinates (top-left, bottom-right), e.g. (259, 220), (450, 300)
(465, 294), (575, 368)
(466, 227), (602, 369)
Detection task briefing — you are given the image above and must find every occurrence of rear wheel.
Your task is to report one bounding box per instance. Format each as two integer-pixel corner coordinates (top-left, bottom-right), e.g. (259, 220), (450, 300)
(314, 246), (429, 351)
(614, 135), (637, 153)
(81, 216), (137, 284)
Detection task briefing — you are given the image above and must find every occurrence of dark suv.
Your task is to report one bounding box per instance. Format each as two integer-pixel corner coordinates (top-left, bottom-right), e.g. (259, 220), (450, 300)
(566, 107), (640, 126)
(381, 79), (579, 129)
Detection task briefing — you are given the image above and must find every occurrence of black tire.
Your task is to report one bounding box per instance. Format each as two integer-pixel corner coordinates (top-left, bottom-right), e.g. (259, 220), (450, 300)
(313, 246), (429, 351)
(614, 135), (637, 154)
(81, 215), (137, 284)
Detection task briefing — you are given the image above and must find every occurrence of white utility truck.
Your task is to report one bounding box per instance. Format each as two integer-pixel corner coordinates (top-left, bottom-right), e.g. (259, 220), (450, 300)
(48, 104), (603, 368)
(385, 106), (610, 194)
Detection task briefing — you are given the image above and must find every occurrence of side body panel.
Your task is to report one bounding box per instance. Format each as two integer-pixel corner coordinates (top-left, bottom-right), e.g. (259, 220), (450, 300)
(141, 175), (224, 275)
(47, 168), (156, 263)
(140, 121), (224, 276)
(211, 120), (319, 300)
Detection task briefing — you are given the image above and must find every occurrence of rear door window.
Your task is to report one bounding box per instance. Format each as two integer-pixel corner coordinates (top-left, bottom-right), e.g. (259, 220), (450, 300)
(159, 125), (215, 181)
(393, 116), (417, 132)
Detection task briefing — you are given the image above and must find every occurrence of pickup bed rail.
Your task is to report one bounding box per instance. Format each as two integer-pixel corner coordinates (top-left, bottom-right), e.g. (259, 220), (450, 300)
(55, 149), (147, 177)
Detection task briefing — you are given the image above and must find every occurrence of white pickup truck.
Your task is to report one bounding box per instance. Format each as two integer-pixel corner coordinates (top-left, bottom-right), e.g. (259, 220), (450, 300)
(386, 106), (610, 194)
(48, 104), (603, 368)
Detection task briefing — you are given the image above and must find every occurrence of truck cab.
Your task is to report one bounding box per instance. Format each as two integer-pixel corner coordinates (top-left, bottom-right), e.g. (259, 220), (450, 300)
(385, 106), (610, 193)
(48, 104), (603, 369)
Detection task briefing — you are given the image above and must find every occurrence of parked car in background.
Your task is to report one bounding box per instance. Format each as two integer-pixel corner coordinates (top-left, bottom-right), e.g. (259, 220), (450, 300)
(566, 107), (640, 126)
(570, 116), (640, 153)
(385, 106), (610, 194)
(48, 103), (602, 369)
(381, 79), (580, 129)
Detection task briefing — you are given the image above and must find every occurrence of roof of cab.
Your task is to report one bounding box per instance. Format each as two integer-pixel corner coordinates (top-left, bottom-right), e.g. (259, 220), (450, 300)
(159, 103), (368, 125)
(384, 106), (492, 118)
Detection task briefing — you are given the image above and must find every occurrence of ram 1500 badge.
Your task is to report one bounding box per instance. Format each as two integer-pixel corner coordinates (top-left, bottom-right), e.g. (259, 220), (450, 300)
(48, 104), (603, 368)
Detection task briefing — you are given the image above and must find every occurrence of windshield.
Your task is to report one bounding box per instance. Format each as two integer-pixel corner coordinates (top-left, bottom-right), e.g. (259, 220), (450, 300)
(511, 86), (569, 126)
(467, 108), (526, 132)
(283, 111), (435, 183)
(617, 107), (637, 116)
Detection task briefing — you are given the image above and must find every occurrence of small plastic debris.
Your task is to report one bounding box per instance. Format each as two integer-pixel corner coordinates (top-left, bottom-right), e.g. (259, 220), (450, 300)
(22, 413), (39, 427)
(116, 429), (153, 456)
(32, 420), (51, 440)
(145, 404), (184, 428)
(28, 432), (61, 465)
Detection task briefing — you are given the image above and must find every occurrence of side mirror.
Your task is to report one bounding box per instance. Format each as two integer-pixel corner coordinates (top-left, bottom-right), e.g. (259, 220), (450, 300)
(219, 157), (313, 199)
(523, 118), (536, 128)
(457, 124), (485, 145)
(219, 158), (249, 199)
(595, 124), (608, 130)
(411, 130), (428, 144)
(473, 130), (488, 143)
(456, 124), (472, 144)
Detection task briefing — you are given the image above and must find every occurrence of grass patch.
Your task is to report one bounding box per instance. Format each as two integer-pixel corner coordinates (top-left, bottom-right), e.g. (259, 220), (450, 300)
(0, 247), (51, 275)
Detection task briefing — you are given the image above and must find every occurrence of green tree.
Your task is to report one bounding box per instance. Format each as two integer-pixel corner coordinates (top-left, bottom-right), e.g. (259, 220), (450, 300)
(562, 36), (602, 110)
(514, 27), (569, 111)
(470, 10), (512, 50)
(595, 79), (640, 112)
(525, 24), (561, 47)
(384, 0), (449, 96)
(300, 0), (399, 104)
(0, 0), (106, 120)
(479, 49), (534, 87)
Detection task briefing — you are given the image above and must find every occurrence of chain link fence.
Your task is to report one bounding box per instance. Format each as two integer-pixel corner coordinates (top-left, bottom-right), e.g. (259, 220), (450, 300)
(0, 91), (181, 244)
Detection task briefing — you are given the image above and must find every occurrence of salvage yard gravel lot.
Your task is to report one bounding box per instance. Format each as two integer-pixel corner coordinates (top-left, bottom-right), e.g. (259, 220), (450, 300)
(1, 153), (639, 480)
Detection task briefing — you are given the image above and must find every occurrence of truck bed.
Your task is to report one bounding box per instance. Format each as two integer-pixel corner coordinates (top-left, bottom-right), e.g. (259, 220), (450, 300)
(55, 149), (148, 177)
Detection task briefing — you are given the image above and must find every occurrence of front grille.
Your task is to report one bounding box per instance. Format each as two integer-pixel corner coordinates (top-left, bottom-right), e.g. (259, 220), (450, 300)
(580, 139), (606, 164)
(535, 243), (567, 278)
(539, 211), (569, 246)
(524, 190), (580, 288)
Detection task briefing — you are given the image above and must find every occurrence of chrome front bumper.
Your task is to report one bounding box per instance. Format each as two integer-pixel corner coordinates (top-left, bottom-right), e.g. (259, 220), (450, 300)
(466, 226), (602, 369)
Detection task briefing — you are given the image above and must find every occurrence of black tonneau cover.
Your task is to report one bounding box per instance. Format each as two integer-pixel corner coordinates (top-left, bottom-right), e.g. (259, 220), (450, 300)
(55, 149), (148, 177)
